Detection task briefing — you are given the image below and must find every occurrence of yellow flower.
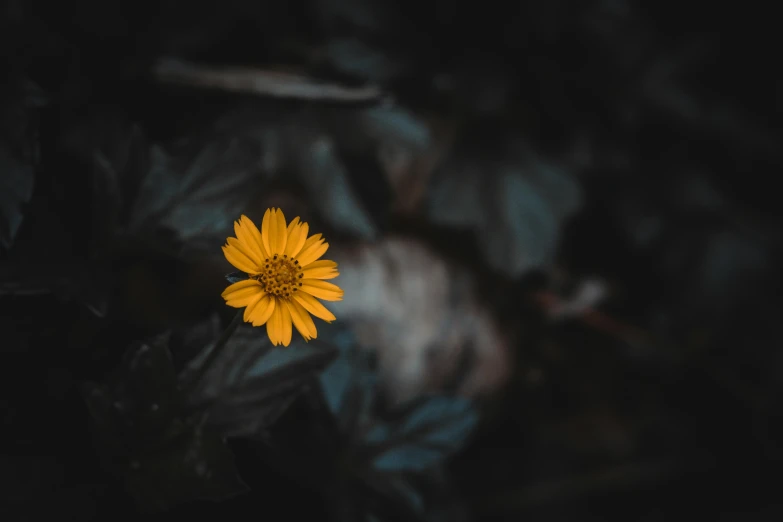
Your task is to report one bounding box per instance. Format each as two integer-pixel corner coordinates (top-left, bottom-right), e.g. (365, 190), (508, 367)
(220, 208), (343, 346)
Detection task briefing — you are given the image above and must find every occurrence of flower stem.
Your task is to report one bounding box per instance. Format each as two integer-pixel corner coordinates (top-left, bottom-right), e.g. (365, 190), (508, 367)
(185, 310), (243, 393)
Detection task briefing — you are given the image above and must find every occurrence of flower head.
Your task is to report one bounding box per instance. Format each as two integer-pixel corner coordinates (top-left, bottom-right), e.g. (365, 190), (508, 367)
(221, 208), (343, 346)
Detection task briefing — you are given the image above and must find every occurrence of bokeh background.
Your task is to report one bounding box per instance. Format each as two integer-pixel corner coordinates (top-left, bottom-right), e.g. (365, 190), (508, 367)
(2, 0), (782, 520)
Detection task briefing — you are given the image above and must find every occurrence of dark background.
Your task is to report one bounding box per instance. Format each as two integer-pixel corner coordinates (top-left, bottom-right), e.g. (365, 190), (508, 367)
(2, 0), (782, 520)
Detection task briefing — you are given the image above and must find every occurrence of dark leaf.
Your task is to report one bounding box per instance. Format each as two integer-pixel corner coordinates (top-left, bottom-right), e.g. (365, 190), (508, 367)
(225, 271), (248, 284)
(124, 423), (248, 512)
(364, 396), (478, 472)
(364, 475), (425, 521)
(427, 140), (582, 276)
(0, 76), (45, 250)
(184, 321), (339, 437)
(91, 123), (149, 242)
(83, 336), (247, 510)
(291, 133), (378, 240)
(128, 139), (264, 253)
(123, 334), (179, 404)
(83, 336), (183, 449)
(320, 348), (353, 414)
(318, 327), (377, 435)
(169, 313), (223, 370)
(318, 327), (478, 475)
(689, 229), (774, 319)
(358, 105), (430, 150)
(326, 38), (405, 82)
(0, 261), (110, 317)
(314, 0), (398, 33)
(317, 328), (477, 472)
(0, 143), (34, 250)
(387, 477), (425, 515)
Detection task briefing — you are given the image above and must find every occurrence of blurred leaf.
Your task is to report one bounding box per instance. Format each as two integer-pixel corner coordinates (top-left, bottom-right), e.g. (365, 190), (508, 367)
(129, 138), (264, 252)
(446, 54), (515, 117)
(320, 341), (355, 414)
(83, 335), (248, 510)
(318, 328), (377, 434)
(675, 227), (778, 330)
(0, 76), (45, 250)
(427, 141), (582, 276)
(369, 476), (425, 517)
(359, 475), (427, 522)
(292, 134), (378, 240)
(426, 166), (484, 228)
(123, 423), (248, 512)
(318, 328), (478, 472)
(359, 106), (430, 150)
(326, 38), (405, 82)
(365, 396), (479, 472)
(169, 312), (223, 368)
(314, 0), (396, 32)
(91, 123), (149, 242)
(270, 329), (474, 521)
(485, 170), (562, 273)
(0, 261), (109, 317)
(184, 321), (339, 437)
(0, 143), (34, 250)
(83, 335), (185, 449)
(0, 113), (113, 311)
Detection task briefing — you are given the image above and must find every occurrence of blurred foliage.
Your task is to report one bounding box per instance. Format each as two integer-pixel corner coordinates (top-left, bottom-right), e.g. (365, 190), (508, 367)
(0, 74), (45, 250)
(82, 335), (249, 511)
(1, 0), (782, 521)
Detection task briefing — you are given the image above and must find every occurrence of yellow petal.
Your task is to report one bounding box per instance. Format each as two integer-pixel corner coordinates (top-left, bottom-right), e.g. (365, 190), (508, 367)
(286, 298), (317, 340)
(300, 279), (343, 301)
(302, 259), (337, 270)
(293, 292), (336, 322)
(251, 295), (275, 326)
(222, 245), (257, 274)
(272, 208), (288, 255)
(226, 294), (264, 308)
(286, 216), (300, 237)
(266, 300), (282, 346)
(234, 220), (264, 263)
(243, 292), (266, 322)
(279, 300), (293, 347)
(227, 237), (262, 268)
(299, 233), (322, 253)
(222, 280), (264, 307)
(301, 266), (339, 280)
(221, 278), (259, 298)
(284, 219), (304, 257)
(287, 222), (309, 258)
(261, 208), (273, 256)
(240, 215), (270, 259)
(296, 241), (329, 267)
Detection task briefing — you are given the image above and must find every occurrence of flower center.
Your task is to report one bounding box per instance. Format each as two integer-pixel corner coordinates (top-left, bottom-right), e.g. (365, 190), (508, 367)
(252, 254), (304, 298)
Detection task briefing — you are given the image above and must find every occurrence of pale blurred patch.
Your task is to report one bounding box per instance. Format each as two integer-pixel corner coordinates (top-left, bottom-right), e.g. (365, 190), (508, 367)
(330, 237), (511, 403)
